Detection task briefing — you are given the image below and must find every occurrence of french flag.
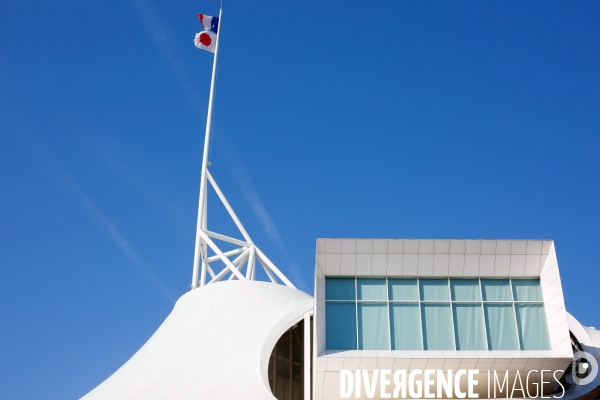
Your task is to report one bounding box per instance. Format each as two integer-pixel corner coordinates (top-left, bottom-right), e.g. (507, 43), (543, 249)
(198, 14), (219, 34)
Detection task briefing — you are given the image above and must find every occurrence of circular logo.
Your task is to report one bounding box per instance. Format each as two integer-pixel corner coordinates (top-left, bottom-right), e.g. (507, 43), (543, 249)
(572, 351), (598, 386)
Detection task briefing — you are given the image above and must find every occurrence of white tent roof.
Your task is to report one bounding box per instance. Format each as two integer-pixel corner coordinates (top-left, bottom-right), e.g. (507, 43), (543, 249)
(81, 281), (313, 400)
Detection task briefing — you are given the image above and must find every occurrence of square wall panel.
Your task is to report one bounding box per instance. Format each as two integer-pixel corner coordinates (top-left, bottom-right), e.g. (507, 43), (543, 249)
(480, 240), (496, 254)
(404, 240), (420, 253)
(524, 255), (542, 276)
(373, 239), (388, 254)
(448, 254), (465, 275)
(510, 255), (526, 276)
(326, 238), (341, 253)
(496, 240), (512, 254)
(387, 254), (403, 275)
(403, 254), (419, 276)
(494, 255), (511, 276)
(357, 239), (373, 254)
(511, 241), (528, 254)
(435, 240), (451, 253)
(479, 255), (495, 276)
(432, 254), (450, 276)
(464, 255), (479, 276)
(449, 240), (466, 254)
(356, 254), (372, 275)
(388, 239), (404, 253)
(465, 240), (481, 254)
(340, 254), (357, 276)
(371, 254), (388, 276)
(325, 253), (341, 275)
(419, 240), (435, 253)
(418, 254), (434, 275)
(341, 239), (356, 254)
(527, 240), (543, 255)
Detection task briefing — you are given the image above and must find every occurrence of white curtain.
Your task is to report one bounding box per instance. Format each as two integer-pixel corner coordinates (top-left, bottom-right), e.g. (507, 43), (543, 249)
(389, 279), (418, 301)
(357, 279), (387, 300)
(450, 279), (481, 301)
(484, 304), (519, 350)
(390, 304), (422, 350)
(512, 279), (543, 301)
(453, 304), (486, 350)
(421, 304), (454, 350)
(481, 279), (512, 301)
(515, 304), (550, 350)
(358, 303), (390, 350)
(420, 279), (450, 301)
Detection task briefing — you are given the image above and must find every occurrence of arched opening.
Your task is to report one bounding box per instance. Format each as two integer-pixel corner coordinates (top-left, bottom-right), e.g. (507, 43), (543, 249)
(268, 317), (313, 400)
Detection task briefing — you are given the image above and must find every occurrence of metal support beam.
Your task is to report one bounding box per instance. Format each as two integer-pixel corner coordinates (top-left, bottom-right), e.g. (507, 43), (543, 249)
(304, 313), (311, 400)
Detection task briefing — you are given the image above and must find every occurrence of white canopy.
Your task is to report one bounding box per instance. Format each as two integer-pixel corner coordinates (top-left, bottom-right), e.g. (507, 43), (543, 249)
(81, 281), (313, 400)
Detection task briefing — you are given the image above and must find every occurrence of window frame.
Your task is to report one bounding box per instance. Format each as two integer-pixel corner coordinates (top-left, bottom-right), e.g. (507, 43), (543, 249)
(324, 276), (549, 352)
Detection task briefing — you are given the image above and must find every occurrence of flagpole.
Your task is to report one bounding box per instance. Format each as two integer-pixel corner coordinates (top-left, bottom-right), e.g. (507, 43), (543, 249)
(192, 8), (223, 289)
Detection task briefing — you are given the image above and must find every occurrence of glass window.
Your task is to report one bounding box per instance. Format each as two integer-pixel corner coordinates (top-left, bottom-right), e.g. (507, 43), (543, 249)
(389, 279), (418, 301)
(324, 277), (550, 352)
(453, 304), (486, 350)
(421, 304), (454, 350)
(484, 304), (519, 350)
(515, 304), (550, 350)
(481, 279), (512, 301)
(358, 303), (390, 350)
(390, 304), (422, 350)
(451, 279), (481, 301)
(326, 278), (355, 300)
(357, 278), (387, 301)
(326, 303), (357, 350)
(420, 279), (450, 301)
(512, 279), (543, 301)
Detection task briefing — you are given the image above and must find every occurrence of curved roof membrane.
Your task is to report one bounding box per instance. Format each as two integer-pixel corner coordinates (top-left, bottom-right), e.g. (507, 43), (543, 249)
(81, 281), (313, 400)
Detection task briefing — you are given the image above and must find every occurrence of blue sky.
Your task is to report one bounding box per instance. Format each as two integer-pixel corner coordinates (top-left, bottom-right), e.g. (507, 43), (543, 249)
(1, 1), (599, 398)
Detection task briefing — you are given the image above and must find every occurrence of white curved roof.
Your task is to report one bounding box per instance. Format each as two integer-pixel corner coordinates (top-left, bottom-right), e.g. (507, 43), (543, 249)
(81, 281), (314, 400)
(568, 313), (600, 351)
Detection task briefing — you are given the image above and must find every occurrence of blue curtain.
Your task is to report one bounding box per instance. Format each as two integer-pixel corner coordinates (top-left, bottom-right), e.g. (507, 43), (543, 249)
(326, 302), (357, 350)
(481, 279), (512, 301)
(358, 303), (390, 350)
(484, 304), (519, 350)
(389, 279), (418, 301)
(390, 304), (422, 350)
(450, 279), (481, 301)
(515, 304), (550, 350)
(357, 278), (387, 300)
(453, 304), (486, 350)
(326, 278), (355, 300)
(512, 279), (543, 301)
(420, 279), (450, 301)
(421, 304), (454, 350)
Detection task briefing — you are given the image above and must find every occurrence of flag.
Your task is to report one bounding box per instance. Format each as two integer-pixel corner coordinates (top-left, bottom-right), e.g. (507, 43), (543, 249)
(194, 13), (219, 53)
(198, 14), (219, 34)
(195, 31), (217, 53)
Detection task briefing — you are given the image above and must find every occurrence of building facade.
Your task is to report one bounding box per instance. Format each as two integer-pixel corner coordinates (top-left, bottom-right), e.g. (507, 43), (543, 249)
(81, 238), (600, 400)
(313, 239), (589, 399)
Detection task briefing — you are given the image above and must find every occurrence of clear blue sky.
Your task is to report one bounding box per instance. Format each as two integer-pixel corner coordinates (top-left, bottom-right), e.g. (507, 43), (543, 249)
(1, 1), (599, 398)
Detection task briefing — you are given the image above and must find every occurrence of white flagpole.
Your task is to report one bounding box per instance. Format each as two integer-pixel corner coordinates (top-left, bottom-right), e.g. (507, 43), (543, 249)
(192, 9), (223, 289)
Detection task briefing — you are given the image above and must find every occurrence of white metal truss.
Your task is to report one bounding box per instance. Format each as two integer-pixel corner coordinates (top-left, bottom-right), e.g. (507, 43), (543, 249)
(191, 171), (295, 289)
(190, 9), (294, 290)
